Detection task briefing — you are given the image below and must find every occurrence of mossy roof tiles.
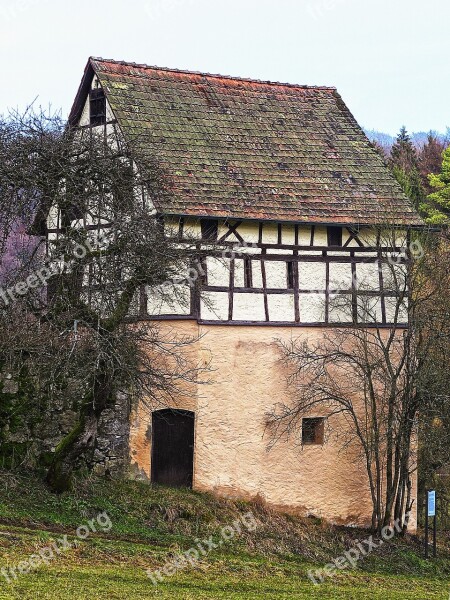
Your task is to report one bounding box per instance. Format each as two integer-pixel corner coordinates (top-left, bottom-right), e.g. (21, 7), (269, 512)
(69, 58), (422, 226)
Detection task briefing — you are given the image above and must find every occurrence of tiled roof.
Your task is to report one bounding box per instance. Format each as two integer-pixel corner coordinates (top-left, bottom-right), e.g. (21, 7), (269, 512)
(70, 57), (422, 226)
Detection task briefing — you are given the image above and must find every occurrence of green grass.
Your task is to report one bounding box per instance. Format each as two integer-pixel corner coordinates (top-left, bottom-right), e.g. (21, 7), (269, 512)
(0, 471), (448, 599)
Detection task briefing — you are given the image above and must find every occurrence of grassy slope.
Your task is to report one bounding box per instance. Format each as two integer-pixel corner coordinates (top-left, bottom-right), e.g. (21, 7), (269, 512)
(0, 471), (448, 599)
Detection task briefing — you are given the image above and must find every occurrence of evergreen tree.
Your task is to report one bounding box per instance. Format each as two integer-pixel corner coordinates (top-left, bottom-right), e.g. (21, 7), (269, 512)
(389, 126), (418, 172)
(420, 146), (450, 225)
(388, 126), (424, 210)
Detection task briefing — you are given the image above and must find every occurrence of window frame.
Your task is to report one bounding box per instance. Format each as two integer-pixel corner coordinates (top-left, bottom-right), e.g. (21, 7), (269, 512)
(327, 226), (343, 247)
(89, 88), (107, 126)
(302, 417), (326, 445)
(200, 218), (219, 242)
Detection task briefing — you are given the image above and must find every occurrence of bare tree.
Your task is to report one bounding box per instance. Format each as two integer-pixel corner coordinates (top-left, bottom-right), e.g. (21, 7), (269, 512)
(266, 227), (450, 534)
(0, 108), (204, 491)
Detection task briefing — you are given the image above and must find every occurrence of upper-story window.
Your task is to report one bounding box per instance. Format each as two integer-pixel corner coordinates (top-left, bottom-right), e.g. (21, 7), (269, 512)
(327, 226), (343, 247)
(200, 218), (218, 242)
(89, 88), (106, 126)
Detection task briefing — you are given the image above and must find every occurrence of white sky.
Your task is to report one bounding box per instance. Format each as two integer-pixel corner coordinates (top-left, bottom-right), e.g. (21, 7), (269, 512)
(0, 0), (448, 135)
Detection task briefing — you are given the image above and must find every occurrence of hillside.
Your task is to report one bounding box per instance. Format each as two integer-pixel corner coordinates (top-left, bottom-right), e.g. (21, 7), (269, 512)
(0, 471), (448, 599)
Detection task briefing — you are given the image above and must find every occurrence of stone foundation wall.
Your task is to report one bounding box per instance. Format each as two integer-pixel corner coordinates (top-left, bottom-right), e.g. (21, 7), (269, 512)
(92, 392), (131, 477)
(0, 377), (131, 476)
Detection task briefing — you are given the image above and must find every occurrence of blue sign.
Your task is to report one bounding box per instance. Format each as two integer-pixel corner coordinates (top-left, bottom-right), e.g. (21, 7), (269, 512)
(427, 490), (436, 517)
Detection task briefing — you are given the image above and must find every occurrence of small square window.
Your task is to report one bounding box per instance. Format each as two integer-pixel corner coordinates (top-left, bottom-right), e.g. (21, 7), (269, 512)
(89, 88), (106, 126)
(302, 417), (325, 445)
(327, 226), (342, 247)
(200, 219), (218, 241)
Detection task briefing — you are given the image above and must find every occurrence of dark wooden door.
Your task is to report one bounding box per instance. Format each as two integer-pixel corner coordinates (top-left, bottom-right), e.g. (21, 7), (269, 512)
(151, 409), (195, 488)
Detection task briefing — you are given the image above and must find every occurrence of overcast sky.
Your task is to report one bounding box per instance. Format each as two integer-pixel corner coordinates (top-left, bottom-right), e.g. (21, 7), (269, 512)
(1, 0), (448, 135)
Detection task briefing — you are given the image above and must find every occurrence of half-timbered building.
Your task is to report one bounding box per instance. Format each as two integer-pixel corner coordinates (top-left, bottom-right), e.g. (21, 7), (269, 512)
(62, 57), (422, 527)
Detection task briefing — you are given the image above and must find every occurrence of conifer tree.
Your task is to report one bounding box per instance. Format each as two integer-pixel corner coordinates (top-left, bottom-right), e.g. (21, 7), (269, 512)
(389, 126), (424, 210)
(390, 126), (418, 172)
(421, 146), (450, 225)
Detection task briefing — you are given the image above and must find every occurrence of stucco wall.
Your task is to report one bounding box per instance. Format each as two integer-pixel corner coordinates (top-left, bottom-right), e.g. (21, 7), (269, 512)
(129, 320), (418, 529)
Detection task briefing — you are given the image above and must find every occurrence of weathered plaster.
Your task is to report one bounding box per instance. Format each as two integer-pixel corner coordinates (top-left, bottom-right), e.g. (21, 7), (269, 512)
(128, 321), (418, 530)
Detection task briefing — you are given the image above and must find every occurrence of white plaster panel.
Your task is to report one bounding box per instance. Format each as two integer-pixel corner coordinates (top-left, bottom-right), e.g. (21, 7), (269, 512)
(262, 224), (278, 244)
(329, 294), (353, 323)
(355, 251), (378, 258)
(184, 219), (202, 239)
(266, 248), (293, 255)
(217, 221), (230, 241)
(282, 225), (296, 245)
(142, 185), (156, 215)
(264, 261), (287, 289)
(164, 217), (180, 237)
(233, 293), (266, 321)
(385, 296), (409, 323)
(342, 228), (353, 246)
(206, 257), (230, 287)
(357, 228), (378, 247)
(298, 226), (312, 245)
(233, 245), (260, 255)
(267, 294), (295, 322)
(381, 262), (408, 292)
(234, 259), (245, 287)
(47, 204), (60, 229)
(235, 222), (260, 244)
(357, 296), (383, 324)
(105, 98), (115, 122)
(329, 263), (353, 291)
(252, 261), (264, 288)
(393, 230), (408, 247)
(299, 293), (326, 322)
(171, 260), (192, 283)
(201, 291), (229, 321)
(147, 284), (191, 315)
(79, 96), (90, 126)
(356, 262), (380, 292)
(327, 251), (351, 257)
(298, 262), (326, 291)
(313, 226), (328, 246)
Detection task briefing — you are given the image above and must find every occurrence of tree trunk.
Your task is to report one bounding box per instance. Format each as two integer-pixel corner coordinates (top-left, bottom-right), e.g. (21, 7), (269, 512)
(402, 478), (413, 535)
(45, 413), (98, 492)
(46, 359), (113, 492)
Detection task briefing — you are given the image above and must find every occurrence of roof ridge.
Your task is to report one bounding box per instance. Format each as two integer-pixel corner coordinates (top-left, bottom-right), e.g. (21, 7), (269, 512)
(89, 56), (336, 92)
